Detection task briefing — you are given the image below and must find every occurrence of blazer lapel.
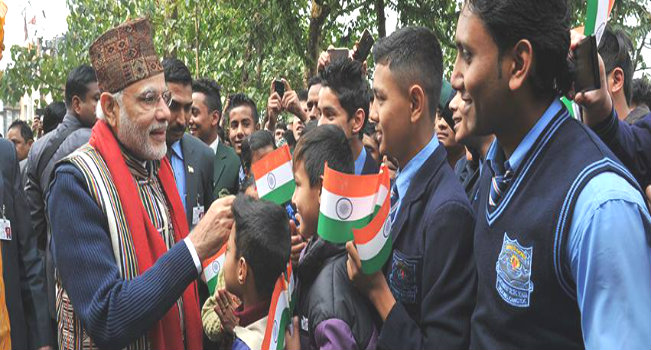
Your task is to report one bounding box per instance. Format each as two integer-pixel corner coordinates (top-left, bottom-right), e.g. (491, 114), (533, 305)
(390, 146), (447, 244)
(213, 143), (227, 188)
(182, 136), (199, 222)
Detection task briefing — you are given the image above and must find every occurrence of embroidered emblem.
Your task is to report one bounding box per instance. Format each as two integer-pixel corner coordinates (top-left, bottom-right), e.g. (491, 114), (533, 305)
(388, 250), (420, 304)
(495, 233), (534, 307)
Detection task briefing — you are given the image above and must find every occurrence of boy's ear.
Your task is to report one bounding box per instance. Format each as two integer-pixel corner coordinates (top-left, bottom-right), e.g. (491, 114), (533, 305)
(238, 257), (247, 285)
(317, 176), (324, 204)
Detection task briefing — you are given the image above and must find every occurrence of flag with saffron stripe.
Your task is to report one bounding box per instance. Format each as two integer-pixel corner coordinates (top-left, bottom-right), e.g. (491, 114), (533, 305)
(251, 144), (295, 205)
(318, 164), (380, 243)
(201, 244), (227, 295)
(262, 263), (295, 350)
(353, 165), (393, 274)
(585, 0), (615, 44)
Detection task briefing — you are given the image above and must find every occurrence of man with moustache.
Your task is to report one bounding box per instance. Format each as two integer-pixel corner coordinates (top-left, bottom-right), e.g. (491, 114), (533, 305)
(163, 58), (214, 230)
(47, 19), (235, 350)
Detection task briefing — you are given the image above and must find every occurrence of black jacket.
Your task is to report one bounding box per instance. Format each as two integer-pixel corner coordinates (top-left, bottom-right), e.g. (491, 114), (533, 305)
(296, 237), (379, 350)
(1, 139), (49, 349)
(24, 113), (91, 328)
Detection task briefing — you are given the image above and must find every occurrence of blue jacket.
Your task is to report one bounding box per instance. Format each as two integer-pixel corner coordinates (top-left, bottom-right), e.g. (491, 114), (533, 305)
(379, 145), (476, 349)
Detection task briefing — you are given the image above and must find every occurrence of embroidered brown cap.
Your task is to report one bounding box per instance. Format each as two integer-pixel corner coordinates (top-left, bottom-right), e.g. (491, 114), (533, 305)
(89, 18), (163, 93)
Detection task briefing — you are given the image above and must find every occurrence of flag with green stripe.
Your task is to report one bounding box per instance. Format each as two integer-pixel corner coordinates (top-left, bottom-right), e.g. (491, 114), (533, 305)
(353, 165), (392, 274)
(201, 244), (227, 295)
(251, 144), (295, 205)
(318, 164), (380, 243)
(585, 0), (615, 44)
(262, 262), (295, 350)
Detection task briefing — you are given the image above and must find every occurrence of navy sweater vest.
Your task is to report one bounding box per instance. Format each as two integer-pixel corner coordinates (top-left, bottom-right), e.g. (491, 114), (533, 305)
(471, 108), (641, 349)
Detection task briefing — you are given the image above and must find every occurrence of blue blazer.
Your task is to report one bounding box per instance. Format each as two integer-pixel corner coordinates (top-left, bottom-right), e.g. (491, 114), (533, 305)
(378, 145), (477, 349)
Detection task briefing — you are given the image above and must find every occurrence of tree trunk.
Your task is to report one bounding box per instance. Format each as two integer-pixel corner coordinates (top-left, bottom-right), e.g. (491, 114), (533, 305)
(306, 0), (330, 81)
(194, 1), (201, 78)
(375, 0), (386, 38)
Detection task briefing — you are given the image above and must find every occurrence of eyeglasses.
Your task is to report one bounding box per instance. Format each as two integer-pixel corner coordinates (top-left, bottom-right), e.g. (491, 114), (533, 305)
(125, 90), (172, 110)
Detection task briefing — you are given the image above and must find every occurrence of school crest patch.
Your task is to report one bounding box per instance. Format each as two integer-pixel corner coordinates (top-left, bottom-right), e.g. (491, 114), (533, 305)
(495, 233), (534, 307)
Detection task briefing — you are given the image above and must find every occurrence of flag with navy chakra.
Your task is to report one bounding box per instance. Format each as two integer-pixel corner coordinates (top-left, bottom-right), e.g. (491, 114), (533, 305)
(318, 163), (380, 243)
(251, 144), (295, 205)
(201, 243), (227, 295)
(353, 165), (393, 274)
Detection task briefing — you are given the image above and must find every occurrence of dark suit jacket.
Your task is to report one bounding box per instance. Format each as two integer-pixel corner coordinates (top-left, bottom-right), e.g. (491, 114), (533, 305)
(175, 134), (214, 229)
(592, 110), (651, 188)
(1, 139), (49, 349)
(212, 142), (240, 198)
(378, 145), (476, 350)
(361, 151), (379, 175)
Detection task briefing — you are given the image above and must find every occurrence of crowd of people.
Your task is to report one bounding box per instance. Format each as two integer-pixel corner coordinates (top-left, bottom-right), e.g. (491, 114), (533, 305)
(1, 0), (651, 349)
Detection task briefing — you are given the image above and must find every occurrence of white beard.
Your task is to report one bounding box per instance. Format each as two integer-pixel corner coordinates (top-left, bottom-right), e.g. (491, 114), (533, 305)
(117, 107), (168, 160)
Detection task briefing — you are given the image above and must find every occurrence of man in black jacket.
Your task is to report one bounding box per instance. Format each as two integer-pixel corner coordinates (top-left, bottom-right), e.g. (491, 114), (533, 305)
(1, 138), (49, 349)
(24, 64), (100, 345)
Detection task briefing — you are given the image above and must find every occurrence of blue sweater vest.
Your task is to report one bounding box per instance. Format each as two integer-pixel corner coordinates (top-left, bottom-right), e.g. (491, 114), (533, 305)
(471, 108), (641, 349)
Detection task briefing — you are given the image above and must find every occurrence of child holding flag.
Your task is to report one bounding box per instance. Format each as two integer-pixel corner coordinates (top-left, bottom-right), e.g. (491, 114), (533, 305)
(202, 195), (290, 350)
(287, 125), (379, 350)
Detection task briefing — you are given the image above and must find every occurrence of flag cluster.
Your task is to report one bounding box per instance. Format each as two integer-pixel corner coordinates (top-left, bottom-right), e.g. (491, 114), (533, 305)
(318, 163), (393, 273)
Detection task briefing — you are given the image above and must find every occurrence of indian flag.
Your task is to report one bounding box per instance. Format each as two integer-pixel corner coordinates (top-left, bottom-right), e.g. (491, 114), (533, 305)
(318, 164), (380, 243)
(251, 144), (295, 205)
(585, 0), (615, 44)
(353, 165), (393, 274)
(201, 244), (226, 295)
(261, 263), (294, 350)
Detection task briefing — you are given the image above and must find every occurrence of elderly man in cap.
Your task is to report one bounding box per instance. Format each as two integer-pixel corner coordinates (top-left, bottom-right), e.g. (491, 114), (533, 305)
(47, 19), (233, 350)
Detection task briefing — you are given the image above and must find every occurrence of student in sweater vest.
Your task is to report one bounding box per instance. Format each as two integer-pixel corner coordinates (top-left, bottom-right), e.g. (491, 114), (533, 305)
(451, 0), (651, 348)
(345, 27), (477, 349)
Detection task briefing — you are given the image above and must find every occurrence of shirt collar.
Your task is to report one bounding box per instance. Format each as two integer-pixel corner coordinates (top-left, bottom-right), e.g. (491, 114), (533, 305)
(487, 98), (562, 174)
(233, 298), (271, 327)
(354, 146), (367, 175)
(170, 140), (183, 160)
(209, 138), (219, 154)
(395, 135), (439, 198)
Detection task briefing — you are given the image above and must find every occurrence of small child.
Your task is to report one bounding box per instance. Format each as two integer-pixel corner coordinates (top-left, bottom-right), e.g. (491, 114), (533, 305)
(202, 194), (291, 350)
(288, 124), (378, 349)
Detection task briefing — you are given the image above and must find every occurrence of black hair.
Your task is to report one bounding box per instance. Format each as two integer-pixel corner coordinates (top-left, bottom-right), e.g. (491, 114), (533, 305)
(8, 120), (34, 142)
(302, 119), (319, 135)
(298, 89), (308, 102)
(319, 58), (370, 138)
(363, 121), (376, 136)
(232, 194), (290, 297)
(192, 78), (223, 115)
(373, 26), (443, 117)
(293, 124), (354, 187)
(275, 121), (287, 131)
(240, 130), (276, 174)
(307, 75), (324, 90)
(599, 27), (634, 104)
(226, 93), (259, 124)
(284, 129), (296, 148)
(464, 0), (572, 97)
(632, 77), (651, 108)
(65, 64), (98, 108)
(162, 57), (192, 86)
(43, 101), (66, 134)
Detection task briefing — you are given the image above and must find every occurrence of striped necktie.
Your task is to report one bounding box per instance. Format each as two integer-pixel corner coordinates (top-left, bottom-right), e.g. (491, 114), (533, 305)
(389, 184), (399, 225)
(488, 169), (513, 212)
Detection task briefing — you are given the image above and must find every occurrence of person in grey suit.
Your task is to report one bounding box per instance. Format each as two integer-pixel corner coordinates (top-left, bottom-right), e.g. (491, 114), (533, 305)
(190, 78), (240, 197)
(24, 65), (99, 349)
(163, 58), (215, 229)
(0, 138), (50, 349)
